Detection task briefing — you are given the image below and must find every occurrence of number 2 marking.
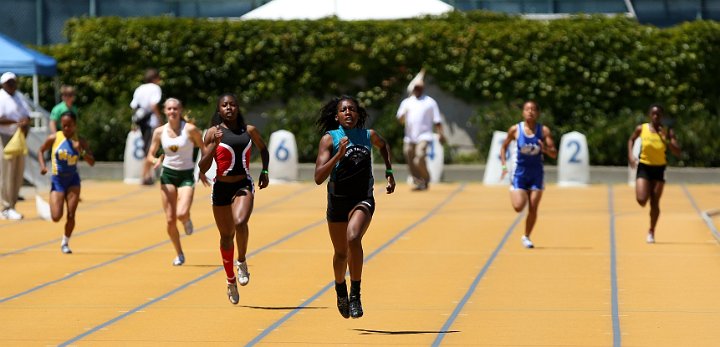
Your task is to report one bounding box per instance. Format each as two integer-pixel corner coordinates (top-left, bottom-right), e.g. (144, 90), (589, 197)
(567, 140), (581, 163)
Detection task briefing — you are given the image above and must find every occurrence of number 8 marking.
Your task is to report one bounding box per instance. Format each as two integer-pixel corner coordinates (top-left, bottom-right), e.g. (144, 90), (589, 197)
(133, 137), (145, 160)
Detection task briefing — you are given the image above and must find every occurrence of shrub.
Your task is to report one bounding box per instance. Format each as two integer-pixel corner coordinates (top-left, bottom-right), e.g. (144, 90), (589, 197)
(33, 12), (720, 165)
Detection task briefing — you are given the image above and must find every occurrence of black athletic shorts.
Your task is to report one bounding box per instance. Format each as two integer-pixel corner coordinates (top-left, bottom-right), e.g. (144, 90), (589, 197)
(326, 195), (375, 223)
(212, 178), (254, 206)
(636, 163), (666, 182)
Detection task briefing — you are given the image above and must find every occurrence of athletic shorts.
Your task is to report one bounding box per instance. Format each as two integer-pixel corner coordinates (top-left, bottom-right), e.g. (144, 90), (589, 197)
(511, 168), (544, 191)
(51, 172), (81, 193)
(636, 163), (666, 182)
(326, 195), (375, 223)
(160, 167), (195, 187)
(212, 177), (254, 206)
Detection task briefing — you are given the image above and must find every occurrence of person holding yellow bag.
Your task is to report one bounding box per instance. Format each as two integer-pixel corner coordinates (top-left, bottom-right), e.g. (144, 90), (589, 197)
(0, 72), (30, 220)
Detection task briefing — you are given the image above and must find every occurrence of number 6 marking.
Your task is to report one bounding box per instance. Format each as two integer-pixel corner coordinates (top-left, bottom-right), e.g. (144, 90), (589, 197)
(275, 139), (289, 162)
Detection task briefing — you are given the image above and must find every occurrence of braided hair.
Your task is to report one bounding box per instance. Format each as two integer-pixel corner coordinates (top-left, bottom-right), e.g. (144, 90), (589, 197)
(316, 95), (368, 134)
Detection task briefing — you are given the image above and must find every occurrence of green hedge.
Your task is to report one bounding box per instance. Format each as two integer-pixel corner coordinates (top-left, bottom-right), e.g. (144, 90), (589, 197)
(30, 12), (720, 165)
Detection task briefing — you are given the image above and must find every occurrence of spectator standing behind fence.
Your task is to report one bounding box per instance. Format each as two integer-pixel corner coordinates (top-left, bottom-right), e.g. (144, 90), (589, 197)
(396, 80), (445, 191)
(130, 68), (162, 185)
(0, 72), (30, 220)
(49, 85), (78, 132)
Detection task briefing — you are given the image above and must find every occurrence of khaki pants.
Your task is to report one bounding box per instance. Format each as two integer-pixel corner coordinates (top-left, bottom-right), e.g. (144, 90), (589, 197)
(0, 132), (25, 210)
(403, 141), (430, 189)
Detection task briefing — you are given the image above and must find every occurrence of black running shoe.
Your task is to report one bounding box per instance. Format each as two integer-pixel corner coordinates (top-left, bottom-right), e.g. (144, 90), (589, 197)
(349, 294), (363, 318)
(337, 294), (350, 318)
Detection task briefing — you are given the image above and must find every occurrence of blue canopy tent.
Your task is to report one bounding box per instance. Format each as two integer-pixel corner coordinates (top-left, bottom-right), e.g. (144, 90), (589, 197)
(0, 32), (57, 106)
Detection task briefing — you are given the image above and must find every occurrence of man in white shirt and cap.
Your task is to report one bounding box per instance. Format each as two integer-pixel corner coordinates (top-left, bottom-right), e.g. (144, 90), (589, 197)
(396, 79), (445, 191)
(130, 68), (162, 185)
(0, 72), (30, 220)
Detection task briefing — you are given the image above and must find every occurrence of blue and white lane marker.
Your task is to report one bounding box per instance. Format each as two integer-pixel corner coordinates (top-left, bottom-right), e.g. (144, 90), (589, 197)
(245, 184), (467, 347)
(431, 212), (524, 347)
(608, 185), (622, 347)
(681, 185), (720, 243)
(58, 219), (326, 347)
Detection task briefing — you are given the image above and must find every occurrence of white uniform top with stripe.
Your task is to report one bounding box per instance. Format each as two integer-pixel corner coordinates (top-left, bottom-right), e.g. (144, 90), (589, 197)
(161, 121), (195, 171)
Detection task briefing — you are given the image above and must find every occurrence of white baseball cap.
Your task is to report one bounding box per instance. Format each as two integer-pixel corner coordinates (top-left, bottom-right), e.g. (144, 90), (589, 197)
(1, 72), (17, 84)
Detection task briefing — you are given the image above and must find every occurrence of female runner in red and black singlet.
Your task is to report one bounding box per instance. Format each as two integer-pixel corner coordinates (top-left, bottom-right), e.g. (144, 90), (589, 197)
(198, 93), (269, 305)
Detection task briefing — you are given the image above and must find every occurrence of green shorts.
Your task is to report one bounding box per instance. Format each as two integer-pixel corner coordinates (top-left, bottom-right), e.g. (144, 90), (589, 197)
(160, 167), (195, 187)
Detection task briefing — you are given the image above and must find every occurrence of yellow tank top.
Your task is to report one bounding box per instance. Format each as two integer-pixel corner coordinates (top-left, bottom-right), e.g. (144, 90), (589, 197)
(639, 123), (666, 166)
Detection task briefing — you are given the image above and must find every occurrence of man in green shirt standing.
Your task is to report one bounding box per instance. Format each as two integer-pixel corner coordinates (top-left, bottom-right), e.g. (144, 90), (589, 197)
(49, 85), (78, 131)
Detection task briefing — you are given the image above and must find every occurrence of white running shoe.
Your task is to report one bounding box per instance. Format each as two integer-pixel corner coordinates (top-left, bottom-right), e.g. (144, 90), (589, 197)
(227, 282), (239, 305)
(173, 254), (185, 266)
(183, 219), (194, 235)
(61, 244), (72, 254)
(521, 235), (534, 249)
(2, 208), (23, 220)
(235, 260), (250, 286)
(646, 233), (655, 244)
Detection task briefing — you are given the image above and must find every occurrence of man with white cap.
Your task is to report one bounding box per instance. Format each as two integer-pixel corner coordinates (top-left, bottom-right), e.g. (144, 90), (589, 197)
(396, 78), (445, 191)
(0, 72), (30, 220)
(130, 68), (162, 185)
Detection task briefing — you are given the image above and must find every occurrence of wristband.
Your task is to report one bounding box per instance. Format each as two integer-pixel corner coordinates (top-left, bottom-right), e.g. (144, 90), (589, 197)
(80, 149), (87, 157)
(261, 169), (269, 174)
(385, 169), (393, 174)
(502, 165), (507, 170)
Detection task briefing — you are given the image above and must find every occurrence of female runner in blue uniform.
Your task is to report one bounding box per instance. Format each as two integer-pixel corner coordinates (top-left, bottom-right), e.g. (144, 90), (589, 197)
(314, 95), (396, 319)
(198, 93), (269, 305)
(38, 111), (95, 254)
(500, 101), (557, 249)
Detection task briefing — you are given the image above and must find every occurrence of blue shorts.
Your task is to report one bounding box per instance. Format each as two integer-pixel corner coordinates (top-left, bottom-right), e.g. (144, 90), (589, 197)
(511, 167), (544, 191)
(51, 172), (81, 193)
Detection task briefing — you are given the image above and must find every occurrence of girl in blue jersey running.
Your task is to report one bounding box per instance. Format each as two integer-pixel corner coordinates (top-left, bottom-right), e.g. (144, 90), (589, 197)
(38, 111), (95, 254)
(500, 101), (557, 249)
(314, 95), (395, 319)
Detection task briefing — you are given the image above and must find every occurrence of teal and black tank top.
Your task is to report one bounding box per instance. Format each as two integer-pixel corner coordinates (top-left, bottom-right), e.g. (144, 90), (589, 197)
(327, 127), (374, 198)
